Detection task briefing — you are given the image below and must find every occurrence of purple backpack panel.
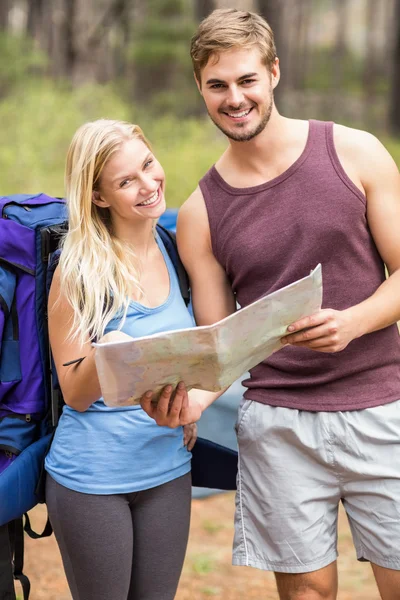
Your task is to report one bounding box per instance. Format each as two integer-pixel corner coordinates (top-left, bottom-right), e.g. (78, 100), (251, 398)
(0, 194), (67, 473)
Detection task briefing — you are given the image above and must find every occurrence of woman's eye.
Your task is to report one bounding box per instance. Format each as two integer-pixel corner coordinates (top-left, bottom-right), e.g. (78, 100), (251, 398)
(144, 159), (154, 169)
(120, 179), (130, 188)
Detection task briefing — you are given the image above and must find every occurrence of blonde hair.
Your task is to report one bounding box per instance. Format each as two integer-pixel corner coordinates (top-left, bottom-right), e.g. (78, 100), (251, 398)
(190, 8), (276, 84)
(59, 119), (151, 344)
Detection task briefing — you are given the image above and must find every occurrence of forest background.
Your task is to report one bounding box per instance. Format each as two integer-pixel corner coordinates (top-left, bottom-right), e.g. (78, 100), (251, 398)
(2, 0), (400, 205)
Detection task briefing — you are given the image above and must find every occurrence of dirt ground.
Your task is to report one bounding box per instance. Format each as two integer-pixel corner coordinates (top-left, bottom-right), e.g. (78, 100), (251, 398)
(18, 493), (381, 600)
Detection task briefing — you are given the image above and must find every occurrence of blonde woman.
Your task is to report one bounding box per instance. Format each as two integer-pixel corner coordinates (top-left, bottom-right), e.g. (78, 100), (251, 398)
(44, 119), (197, 600)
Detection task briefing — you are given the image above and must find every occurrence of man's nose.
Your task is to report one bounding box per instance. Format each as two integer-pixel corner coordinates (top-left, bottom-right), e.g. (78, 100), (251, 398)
(226, 85), (244, 108)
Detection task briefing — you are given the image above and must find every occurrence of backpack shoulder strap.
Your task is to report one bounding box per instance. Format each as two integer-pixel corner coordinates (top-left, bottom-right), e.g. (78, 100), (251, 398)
(0, 519), (31, 600)
(45, 249), (63, 427)
(0, 523), (17, 600)
(156, 224), (190, 307)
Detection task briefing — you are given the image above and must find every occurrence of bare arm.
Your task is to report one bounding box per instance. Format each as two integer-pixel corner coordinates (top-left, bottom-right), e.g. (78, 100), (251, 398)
(178, 186), (236, 410)
(177, 186), (237, 326)
(48, 266), (101, 411)
(140, 187), (236, 425)
(283, 126), (400, 351)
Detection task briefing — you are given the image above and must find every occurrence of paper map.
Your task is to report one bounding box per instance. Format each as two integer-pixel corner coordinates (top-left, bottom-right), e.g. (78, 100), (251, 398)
(94, 264), (323, 407)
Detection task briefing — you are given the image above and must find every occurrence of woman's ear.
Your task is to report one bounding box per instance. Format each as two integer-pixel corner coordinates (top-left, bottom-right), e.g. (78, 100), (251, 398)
(92, 190), (110, 208)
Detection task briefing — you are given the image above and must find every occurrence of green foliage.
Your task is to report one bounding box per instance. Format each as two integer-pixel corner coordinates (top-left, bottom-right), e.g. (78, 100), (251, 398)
(382, 137), (400, 166)
(133, 19), (194, 53)
(0, 32), (47, 97)
(0, 80), (225, 205)
(0, 81), (130, 196)
(141, 114), (226, 206)
(304, 47), (367, 94)
(190, 554), (216, 575)
(202, 519), (225, 534)
(129, 0), (199, 116)
(201, 586), (221, 596)
(147, 0), (188, 18)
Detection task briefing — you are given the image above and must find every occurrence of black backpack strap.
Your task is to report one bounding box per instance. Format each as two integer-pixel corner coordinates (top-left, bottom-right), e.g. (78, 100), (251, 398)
(156, 224), (190, 306)
(0, 523), (17, 600)
(0, 519), (31, 600)
(10, 518), (30, 600)
(45, 249), (64, 427)
(0, 515), (53, 600)
(23, 512), (53, 540)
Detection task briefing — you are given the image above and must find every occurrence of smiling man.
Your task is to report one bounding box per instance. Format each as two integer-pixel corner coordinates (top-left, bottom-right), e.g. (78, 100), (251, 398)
(175, 7), (400, 600)
(140, 8), (400, 600)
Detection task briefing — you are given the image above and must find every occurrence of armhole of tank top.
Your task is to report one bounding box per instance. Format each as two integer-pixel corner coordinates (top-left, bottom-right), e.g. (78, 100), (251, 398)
(324, 122), (366, 206)
(155, 232), (178, 298)
(198, 177), (222, 263)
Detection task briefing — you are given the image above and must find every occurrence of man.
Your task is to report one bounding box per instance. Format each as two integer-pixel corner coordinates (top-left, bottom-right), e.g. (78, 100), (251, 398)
(141, 8), (400, 600)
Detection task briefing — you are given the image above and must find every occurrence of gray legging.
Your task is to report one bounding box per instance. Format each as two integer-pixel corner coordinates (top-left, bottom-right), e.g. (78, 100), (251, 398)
(46, 472), (192, 600)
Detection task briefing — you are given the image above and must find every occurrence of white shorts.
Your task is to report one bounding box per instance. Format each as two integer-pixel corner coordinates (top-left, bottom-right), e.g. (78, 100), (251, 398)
(233, 398), (400, 573)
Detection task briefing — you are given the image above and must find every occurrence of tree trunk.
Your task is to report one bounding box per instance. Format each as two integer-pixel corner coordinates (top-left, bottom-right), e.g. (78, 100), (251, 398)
(0, 0), (10, 30)
(333, 0), (348, 93)
(68, 0), (125, 85)
(389, 0), (400, 135)
(257, 0), (285, 106)
(363, 0), (380, 128)
(194, 0), (215, 21)
(27, 0), (44, 38)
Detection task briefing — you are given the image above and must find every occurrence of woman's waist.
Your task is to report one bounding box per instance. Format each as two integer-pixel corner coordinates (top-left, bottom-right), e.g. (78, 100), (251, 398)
(57, 403), (183, 439)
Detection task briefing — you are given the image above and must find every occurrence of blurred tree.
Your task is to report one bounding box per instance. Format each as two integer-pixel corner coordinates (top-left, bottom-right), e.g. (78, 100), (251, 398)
(131, 0), (200, 115)
(292, 0), (312, 91)
(194, 0), (215, 21)
(0, 31), (46, 98)
(26, 0), (43, 40)
(24, 0), (130, 84)
(0, 0), (10, 30)
(389, 0), (400, 135)
(257, 0), (286, 105)
(363, 0), (380, 127)
(333, 0), (348, 93)
(257, 1), (282, 61)
(59, 0), (128, 84)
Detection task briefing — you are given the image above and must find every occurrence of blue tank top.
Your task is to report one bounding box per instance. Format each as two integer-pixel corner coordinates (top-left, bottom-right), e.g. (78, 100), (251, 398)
(45, 233), (194, 494)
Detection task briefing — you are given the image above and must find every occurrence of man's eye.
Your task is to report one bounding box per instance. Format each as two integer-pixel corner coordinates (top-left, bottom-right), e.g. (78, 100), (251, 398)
(242, 79), (256, 85)
(210, 83), (225, 89)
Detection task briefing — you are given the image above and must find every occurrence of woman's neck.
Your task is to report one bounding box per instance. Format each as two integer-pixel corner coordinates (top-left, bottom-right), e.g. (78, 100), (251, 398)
(112, 217), (157, 255)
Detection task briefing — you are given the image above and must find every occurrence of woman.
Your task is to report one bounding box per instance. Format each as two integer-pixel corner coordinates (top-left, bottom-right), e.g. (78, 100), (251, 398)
(45, 119), (197, 600)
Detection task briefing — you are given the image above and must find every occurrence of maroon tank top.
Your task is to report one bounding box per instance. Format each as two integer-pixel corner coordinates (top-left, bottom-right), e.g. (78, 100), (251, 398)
(199, 119), (400, 411)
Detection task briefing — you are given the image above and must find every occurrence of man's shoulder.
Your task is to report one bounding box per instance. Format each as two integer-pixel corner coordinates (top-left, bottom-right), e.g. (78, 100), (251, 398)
(177, 187), (212, 256)
(332, 122), (398, 190)
(178, 186), (209, 232)
(180, 186), (204, 215)
(333, 123), (382, 154)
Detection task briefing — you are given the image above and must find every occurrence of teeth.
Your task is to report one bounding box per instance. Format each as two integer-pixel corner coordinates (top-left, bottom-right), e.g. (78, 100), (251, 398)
(227, 109), (251, 118)
(139, 189), (158, 206)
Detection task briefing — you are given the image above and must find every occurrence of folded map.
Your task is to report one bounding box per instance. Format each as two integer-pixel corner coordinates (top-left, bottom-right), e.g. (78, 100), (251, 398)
(94, 264), (323, 407)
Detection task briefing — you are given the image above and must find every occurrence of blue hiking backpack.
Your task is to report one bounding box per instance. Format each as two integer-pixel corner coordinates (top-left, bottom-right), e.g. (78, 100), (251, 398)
(0, 193), (237, 600)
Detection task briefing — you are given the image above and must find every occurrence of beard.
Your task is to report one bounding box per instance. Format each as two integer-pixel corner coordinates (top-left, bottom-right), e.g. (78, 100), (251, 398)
(209, 90), (274, 142)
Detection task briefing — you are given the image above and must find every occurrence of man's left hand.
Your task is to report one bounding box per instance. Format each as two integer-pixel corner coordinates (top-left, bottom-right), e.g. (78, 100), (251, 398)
(281, 308), (358, 353)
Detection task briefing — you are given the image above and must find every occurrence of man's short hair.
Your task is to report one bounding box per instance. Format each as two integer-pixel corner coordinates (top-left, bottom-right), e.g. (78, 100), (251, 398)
(190, 8), (277, 84)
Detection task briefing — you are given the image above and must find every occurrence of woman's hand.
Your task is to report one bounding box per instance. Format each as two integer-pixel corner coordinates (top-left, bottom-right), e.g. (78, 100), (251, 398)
(183, 423), (198, 451)
(140, 381), (203, 427)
